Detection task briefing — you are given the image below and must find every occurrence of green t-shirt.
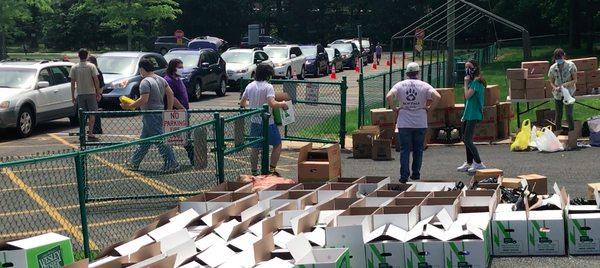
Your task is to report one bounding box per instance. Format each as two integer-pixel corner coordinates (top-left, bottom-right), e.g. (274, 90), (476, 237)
(462, 80), (485, 121)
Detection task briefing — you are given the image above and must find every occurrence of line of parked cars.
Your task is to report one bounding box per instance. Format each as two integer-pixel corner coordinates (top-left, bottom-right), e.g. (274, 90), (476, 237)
(0, 35), (375, 137)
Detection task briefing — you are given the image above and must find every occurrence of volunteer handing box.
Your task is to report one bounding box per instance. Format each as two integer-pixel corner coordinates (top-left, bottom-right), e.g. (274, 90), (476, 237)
(0, 233), (74, 268)
(298, 143), (341, 182)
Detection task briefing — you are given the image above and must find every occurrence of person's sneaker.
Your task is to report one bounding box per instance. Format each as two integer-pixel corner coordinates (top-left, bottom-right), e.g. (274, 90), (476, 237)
(87, 135), (100, 142)
(468, 162), (486, 173)
(399, 178), (408, 184)
(456, 162), (471, 172)
(410, 175), (420, 181)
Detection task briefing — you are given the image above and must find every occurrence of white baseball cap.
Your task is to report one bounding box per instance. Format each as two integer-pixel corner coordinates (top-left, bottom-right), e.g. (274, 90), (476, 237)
(406, 62), (420, 73)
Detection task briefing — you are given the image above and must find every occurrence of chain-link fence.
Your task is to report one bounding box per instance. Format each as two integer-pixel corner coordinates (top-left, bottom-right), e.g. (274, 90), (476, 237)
(240, 78), (348, 147)
(0, 108), (269, 260)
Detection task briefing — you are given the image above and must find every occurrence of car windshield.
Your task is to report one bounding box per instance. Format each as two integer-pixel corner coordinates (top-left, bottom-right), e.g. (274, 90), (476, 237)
(221, 51), (252, 65)
(263, 47), (288, 59)
(0, 68), (36, 89)
(164, 52), (200, 68)
(325, 49), (335, 61)
(300, 47), (317, 56)
(362, 40), (370, 48)
(330, 43), (353, 53)
(97, 56), (138, 75)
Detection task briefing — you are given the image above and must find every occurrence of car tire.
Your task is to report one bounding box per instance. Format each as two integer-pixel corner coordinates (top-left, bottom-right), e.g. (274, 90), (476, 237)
(16, 106), (34, 138)
(216, 78), (227, 97)
(190, 77), (203, 101)
(298, 66), (305, 80)
(325, 64), (330, 75)
(285, 68), (292, 79)
(69, 114), (79, 126)
(160, 48), (168, 55)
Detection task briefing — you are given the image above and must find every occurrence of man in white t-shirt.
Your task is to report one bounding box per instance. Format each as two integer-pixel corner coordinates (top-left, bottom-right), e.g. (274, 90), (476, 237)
(386, 62), (441, 183)
(240, 64), (288, 176)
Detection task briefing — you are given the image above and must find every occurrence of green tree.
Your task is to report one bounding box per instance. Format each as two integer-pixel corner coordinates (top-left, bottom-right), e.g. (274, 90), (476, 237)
(92, 0), (181, 50)
(0, 0), (52, 59)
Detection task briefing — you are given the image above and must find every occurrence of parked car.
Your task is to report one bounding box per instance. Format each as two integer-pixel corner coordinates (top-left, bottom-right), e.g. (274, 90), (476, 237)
(350, 38), (374, 63)
(164, 49), (227, 100)
(325, 47), (344, 72)
(97, 52), (167, 109)
(300, 45), (329, 77)
(240, 35), (284, 48)
(188, 36), (228, 54)
(0, 60), (75, 137)
(154, 36), (190, 55)
(328, 42), (360, 69)
(221, 48), (273, 90)
(263, 45), (306, 79)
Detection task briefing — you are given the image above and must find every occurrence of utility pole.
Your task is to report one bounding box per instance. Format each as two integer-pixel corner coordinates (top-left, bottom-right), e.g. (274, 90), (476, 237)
(445, 0), (455, 87)
(358, 25), (363, 74)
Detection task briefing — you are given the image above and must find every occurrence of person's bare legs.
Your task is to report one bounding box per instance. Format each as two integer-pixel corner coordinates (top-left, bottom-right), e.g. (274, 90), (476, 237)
(270, 143), (282, 168)
(87, 115), (95, 137)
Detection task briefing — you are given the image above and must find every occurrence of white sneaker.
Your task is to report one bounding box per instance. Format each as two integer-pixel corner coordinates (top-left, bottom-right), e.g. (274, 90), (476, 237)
(456, 162), (471, 172)
(468, 162), (487, 173)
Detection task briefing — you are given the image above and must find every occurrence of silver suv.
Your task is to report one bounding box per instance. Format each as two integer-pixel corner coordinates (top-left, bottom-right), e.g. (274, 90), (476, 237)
(0, 60), (76, 137)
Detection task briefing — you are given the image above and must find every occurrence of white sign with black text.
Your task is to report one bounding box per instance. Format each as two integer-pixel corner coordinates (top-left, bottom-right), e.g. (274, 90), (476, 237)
(163, 110), (188, 145)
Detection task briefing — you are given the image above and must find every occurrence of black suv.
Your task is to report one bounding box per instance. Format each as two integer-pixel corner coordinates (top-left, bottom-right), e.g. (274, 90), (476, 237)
(164, 49), (227, 100)
(154, 36), (190, 55)
(240, 35), (284, 49)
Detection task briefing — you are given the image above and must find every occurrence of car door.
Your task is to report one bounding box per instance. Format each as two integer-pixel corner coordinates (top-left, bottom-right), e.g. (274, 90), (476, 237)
(49, 66), (74, 115)
(290, 47), (303, 74)
(207, 51), (221, 88)
(316, 45), (326, 71)
(259, 52), (272, 67)
(198, 52), (213, 89)
(35, 68), (58, 119)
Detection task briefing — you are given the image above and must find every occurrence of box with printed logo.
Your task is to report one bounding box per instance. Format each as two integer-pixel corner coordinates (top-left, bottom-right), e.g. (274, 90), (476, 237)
(0, 233), (74, 268)
(566, 202), (600, 255)
(521, 61), (550, 76)
(492, 210), (528, 256)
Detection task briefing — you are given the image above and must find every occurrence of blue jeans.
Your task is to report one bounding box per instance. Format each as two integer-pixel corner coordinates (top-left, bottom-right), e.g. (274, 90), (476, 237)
(130, 114), (178, 168)
(398, 128), (426, 182)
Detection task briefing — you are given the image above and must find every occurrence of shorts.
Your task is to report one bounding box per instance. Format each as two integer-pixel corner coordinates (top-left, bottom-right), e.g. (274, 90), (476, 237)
(77, 94), (98, 111)
(250, 123), (281, 148)
(376, 54), (382, 59)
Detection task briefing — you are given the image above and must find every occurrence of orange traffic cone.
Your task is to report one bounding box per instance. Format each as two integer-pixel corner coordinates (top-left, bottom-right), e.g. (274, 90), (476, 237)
(372, 63), (377, 69)
(393, 56), (397, 64)
(386, 60), (391, 66)
(330, 65), (337, 79)
(354, 59), (359, 73)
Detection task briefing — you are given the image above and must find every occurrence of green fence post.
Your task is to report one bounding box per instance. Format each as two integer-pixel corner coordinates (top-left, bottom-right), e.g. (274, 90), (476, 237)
(74, 153), (91, 259)
(261, 104), (270, 175)
(357, 73), (364, 128)
(78, 109), (86, 149)
(214, 113), (225, 183)
(382, 74), (387, 108)
(340, 77), (347, 148)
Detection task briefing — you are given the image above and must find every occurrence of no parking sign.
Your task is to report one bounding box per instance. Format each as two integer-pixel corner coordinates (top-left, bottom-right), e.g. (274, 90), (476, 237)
(163, 110), (188, 145)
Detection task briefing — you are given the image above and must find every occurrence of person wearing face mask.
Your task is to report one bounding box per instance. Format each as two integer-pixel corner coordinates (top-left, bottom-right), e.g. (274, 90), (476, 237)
(457, 60), (487, 173)
(548, 48), (577, 131)
(164, 58), (193, 164)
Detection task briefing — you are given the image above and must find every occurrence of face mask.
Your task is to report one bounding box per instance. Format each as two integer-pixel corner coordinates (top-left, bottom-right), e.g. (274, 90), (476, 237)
(175, 67), (183, 76)
(556, 59), (564, 65)
(466, 67), (476, 77)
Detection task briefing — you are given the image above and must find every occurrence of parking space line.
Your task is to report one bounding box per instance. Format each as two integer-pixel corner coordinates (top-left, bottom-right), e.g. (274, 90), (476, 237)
(1, 167), (98, 249)
(48, 133), (183, 195)
(280, 154), (298, 160)
(0, 200), (121, 217)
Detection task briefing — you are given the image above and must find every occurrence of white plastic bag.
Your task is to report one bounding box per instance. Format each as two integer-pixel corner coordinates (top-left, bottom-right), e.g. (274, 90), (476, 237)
(529, 125), (538, 148)
(537, 127), (564, 152)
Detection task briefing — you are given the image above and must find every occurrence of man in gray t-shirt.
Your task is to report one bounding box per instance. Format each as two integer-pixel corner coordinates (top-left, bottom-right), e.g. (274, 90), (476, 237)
(386, 62), (441, 183)
(121, 59), (179, 172)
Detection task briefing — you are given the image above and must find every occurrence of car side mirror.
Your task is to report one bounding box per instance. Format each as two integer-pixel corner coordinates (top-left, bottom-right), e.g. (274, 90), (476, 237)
(290, 54), (297, 59)
(37, 81), (50, 88)
(201, 62), (210, 68)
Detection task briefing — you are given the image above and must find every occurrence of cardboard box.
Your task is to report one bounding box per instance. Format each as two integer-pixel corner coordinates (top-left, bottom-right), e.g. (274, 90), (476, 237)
(435, 88), (455, 109)
(373, 206), (419, 231)
(326, 219), (375, 267)
(371, 108), (396, 127)
(571, 57), (598, 71)
(298, 143), (341, 182)
(526, 87), (546, 100)
(404, 238), (445, 268)
(473, 122), (497, 142)
(364, 225), (405, 268)
(352, 131), (376, 159)
(419, 197), (459, 220)
(473, 169), (504, 182)
(288, 234), (350, 268)
(427, 108), (446, 127)
(179, 192), (231, 215)
(516, 174), (548, 195)
(372, 139), (392, 161)
(492, 211), (528, 255)
(497, 119), (510, 140)
(501, 178), (523, 189)
(482, 105), (497, 123)
(509, 79), (526, 90)
(521, 61), (550, 75)
(357, 176), (392, 196)
(526, 78), (545, 90)
(447, 104), (465, 127)
(587, 183), (600, 200)
(567, 207), (600, 255)
(510, 88), (526, 100)
(0, 233), (75, 268)
(496, 102), (512, 121)
(535, 109), (555, 128)
(577, 71), (587, 85)
(209, 181), (253, 193)
(485, 85), (500, 106)
(506, 68), (528, 80)
(527, 210), (565, 255)
(379, 125), (395, 140)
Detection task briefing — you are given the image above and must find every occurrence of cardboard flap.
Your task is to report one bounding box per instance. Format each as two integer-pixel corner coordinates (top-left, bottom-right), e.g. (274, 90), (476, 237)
(291, 209), (319, 235)
(195, 243), (235, 267)
(298, 143), (313, 162)
(404, 216), (433, 241)
(194, 232), (225, 252)
(253, 234), (276, 263)
(305, 227), (326, 247)
(114, 235), (154, 256)
(228, 232), (261, 252)
(214, 219), (241, 241)
(435, 209), (454, 231)
(286, 233), (312, 261)
(129, 242), (162, 263)
(170, 209), (201, 227)
(425, 223), (448, 241)
(466, 221), (486, 240)
(273, 230), (296, 249)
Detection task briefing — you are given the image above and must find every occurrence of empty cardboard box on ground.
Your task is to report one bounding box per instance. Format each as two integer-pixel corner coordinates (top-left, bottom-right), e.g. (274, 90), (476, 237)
(352, 126), (379, 159)
(371, 108), (396, 126)
(298, 143), (341, 182)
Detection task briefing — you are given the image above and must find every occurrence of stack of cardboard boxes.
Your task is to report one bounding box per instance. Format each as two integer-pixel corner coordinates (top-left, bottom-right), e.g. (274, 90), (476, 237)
(352, 108), (396, 161)
(508, 57), (599, 100)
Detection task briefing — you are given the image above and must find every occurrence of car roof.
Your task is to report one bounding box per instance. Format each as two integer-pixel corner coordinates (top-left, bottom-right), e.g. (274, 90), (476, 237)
(99, 51), (159, 57)
(166, 49), (207, 54)
(225, 48), (255, 52)
(264, 44), (297, 48)
(0, 60), (73, 69)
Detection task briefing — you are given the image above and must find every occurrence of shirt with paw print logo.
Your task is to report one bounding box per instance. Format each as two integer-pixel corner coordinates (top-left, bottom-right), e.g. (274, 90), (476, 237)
(389, 79), (435, 128)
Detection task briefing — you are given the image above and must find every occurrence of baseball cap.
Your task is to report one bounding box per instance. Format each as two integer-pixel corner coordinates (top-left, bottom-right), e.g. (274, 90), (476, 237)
(406, 62), (420, 73)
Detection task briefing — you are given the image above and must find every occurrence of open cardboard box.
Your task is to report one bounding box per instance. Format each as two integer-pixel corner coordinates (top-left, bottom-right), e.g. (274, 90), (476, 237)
(178, 192), (232, 215)
(460, 189), (499, 214)
(566, 194), (600, 255)
(492, 208), (528, 256)
(298, 143), (341, 182)
(408, 181), (457, 191)
(257, 183), (302, 201)
(473, 169), (504, 182)
(517, 174), (548, 195)
(363, 224), (408, 268)
(400, 191), (432, 198)
(357, 176), (392, 196)
(270, 190), (317, 210)
(0, 232), (75, 268)
(525, 183), (567, 256)
(367, 189), (405, 198)
(378, 183), (414, 192)
(330, 177), (366, 184)
(373, 206), (419, 231)
(316, 182), (358, 202)
(209, 181), (253, 193)
(440, 212), (492, 268)
(312, 197), (362, 226)
(419, 197), (459, 220)
(288, 234), (350, 268)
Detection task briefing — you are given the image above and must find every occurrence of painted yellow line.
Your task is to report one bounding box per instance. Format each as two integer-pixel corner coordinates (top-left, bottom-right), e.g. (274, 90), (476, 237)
(0, 200), (121, 217)
(1, 168), (98, 250)
(223, 155), (289, 172)
(48, 133), (183, 195)
(11, 164), (107, 173)
(0, 144), (64, 148)
(280, 154), (298, 160)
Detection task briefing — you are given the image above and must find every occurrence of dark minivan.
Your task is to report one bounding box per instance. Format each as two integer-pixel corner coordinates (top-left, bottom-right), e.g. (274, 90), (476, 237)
(164, 49), (228, 100)
(300, 44), (329, 77)
(154, 36), (190, 55)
